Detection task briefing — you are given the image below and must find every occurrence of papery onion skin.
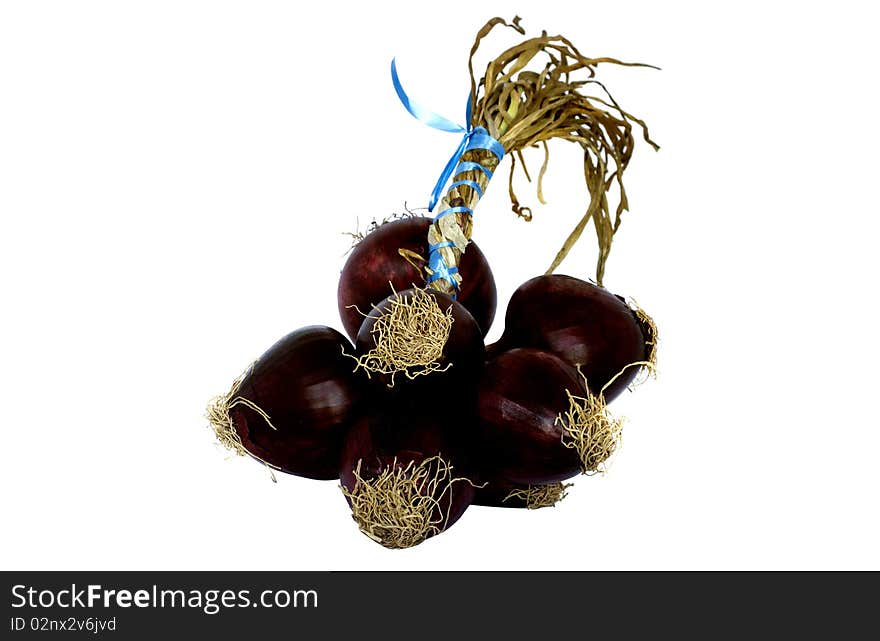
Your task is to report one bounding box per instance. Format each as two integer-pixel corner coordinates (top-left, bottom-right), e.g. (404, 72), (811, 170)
(228, 326), (363, 480)
(472, 479), (531, 509)
(337, 217), (496, 340)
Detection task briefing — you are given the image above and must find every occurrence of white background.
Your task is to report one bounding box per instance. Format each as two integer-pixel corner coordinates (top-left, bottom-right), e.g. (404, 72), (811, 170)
(2, 1), (878, 570)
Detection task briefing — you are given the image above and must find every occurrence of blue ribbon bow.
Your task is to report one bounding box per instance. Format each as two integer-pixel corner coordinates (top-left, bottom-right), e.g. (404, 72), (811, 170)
(391, 58), (504, 211)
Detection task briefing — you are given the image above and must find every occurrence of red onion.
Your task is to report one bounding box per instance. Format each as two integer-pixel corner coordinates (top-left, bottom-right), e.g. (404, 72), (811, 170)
(339, 408), (475, 548)
(476, 348), (587, 485)
(337, 217), (496, 340)
(492, 274), (654, 401)
(207, 326), (362, 480)
(351, 287), (485, 392)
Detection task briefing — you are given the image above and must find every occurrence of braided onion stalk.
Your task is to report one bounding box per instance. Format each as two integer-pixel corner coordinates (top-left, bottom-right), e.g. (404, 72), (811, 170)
(425, 16), (658, 294)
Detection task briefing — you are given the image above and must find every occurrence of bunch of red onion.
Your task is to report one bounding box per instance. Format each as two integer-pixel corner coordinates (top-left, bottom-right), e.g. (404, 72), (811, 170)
(207, 16), (658, 548)
(207, 216), (656, 548)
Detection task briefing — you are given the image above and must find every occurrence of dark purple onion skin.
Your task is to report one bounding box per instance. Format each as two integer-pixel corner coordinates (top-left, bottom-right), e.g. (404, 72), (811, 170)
(354, 288), (485, 395)
(491, 274), (649, 402)
(337, 217), (497, 340)
(229, 326), (363, 480)
(339, 408), (475, 538)
(477, 348), (584, 485)
(471, 479), (525, 508)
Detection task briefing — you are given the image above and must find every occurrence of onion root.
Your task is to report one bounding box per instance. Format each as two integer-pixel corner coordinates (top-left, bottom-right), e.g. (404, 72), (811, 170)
(349, 288), (454, 386)
(340, 456), (469, 549)
(205, 362), (279, 480)
(630, 300), (659, 384)
(503, 482), (573, 509)
(558, 388), (623, 475)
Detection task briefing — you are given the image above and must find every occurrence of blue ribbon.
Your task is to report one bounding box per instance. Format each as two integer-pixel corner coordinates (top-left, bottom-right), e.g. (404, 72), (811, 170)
(455, 161), (494, 179)
(448, 179), (484, 198)
(391, 58), (504, 211)
(391, 59), (507, 296)
(426, 241), (459, 289)
(434, 205), (472, 221)
(426, 259), (459, 289)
